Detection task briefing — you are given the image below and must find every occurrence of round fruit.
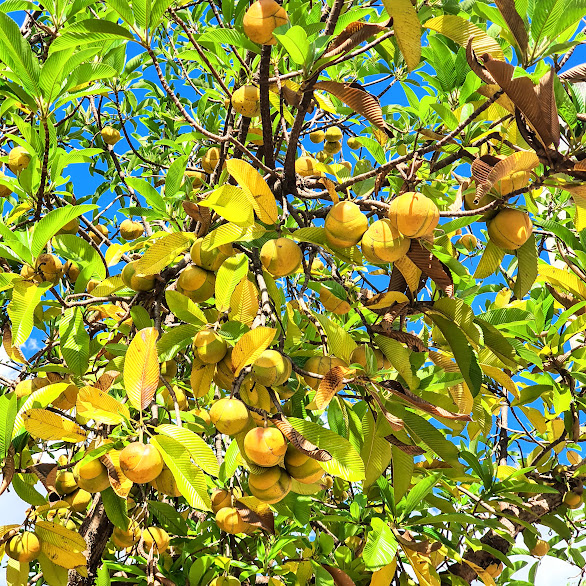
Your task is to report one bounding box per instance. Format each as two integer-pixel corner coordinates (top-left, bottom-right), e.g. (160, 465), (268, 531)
(324, 201), (368, 248)
(210, 576), (241, 586)
(112, 521), (141, 549)
(361, 219), (410, 264)
(190, 362), (214, 398)
(340, 160), (352, 171)
(213, 349), (235, 390)
(8, 146), (31, 174)
(350, 345), (389, 370)
(120, 219), (143, 240)
(190, 239), (233, 271)
(564, 491), (583, 509)
(142, 527), (170, 553)
(185, 170), (207, 188)
(458, 234), (477, 251)
(247, 127), (264, 146)
(243, 427), (288, 467)
(0, 171), (12, 197)
(251, 349), (292, 386)
(248, 466), (292, 504)
(193, 329), (227, 364)
(5, 532), (41, 563)
(284, 445), (324, 484)
(303, 356), (348, 390)
(64, 488), (92, 512)
(35, 253), (62, 284)
(319, 287), (351, 315)
(316, 151), (330, 163)
(295, 156), (321, 177)
(347, 137), (361, 150)
(215, 507), (250, 534)
(240, 381), (273, 424)
(76, 458), (105, 480)
(211, 488), (232, 513)
(55, 471), (78, 495)
(324, 141), (342, 155)
(310, 130), (325, 144)
(176, 265), (215, 302)
(242, 0), (288, 45)
(193, 407), (211, 427)
(260, 238), (302, 277)
(388, 192), (439, 238)
(530, 539), (549, 557)
(89, 223), (109, 244)
(58, 218), (80, 235)
(209, 398), (250, 435)
(324, 475), (334, 488)
(101, 126), (121, 145)
(325, 126), (343, 142)
(231, 85), (261, 118)
(119, 442), (164, 484)
(160, 385), (188, 410)
(74, 460), (110, 493)
(202, 147), (221, 173)
(63, 261), (80, 282)
(121, 261), (156, 292)
(487, 208), (533, 250)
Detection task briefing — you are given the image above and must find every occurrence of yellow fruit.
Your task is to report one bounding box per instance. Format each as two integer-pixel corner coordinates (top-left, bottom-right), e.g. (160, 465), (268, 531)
(112, 521), (141, 549)
(324, 475), (334, 488)
(340, 160), (352, 172)
(120, 219), (143, 240)
(20, 264), (35, 280)
(58, 218), (80, 235)
(213, 349), (235, 390)
(303, 356), (348, 390)
(361, 219), (410, 264)
(350, 345), (389, 370)
(215, 507), (250, 534)
(347, 137), (361, 150)
(240, 381), (273, 424)
(101, 126), (121, 145)
(388, 192), (439, 238)
(243, 427), (288, 467)
(564, 492), (583, 509)
(89, 223), (109, 244)
(119, 442), (164, 484)
(5, 532), (41, 563)
(493, 170), (531, 196)
(231, 85), (261, 118)
(190, 239), (233, 271)
(284, 445), (324, 484)
(530, 539), (549, 557)
(160, 359), (177, 381)
(319, 287), (351, 315)
(8, 146), (31, 174)
(193, 407), (211, 426)
(324, 141), (342, 155)
(324, 201), (368, 249)
(247, 127), (264, 145)
(121, 261), (156, 292)
(325, 127), (343, 142)
(184, 170), (207, 188)
(487, 208), (533, 250)
(209, 398), (250, 435)
(63, 261), (80, 282)
(202, 147), (221, 173)
(0, 171), (12, 197)
(211, 488), (231, 513)
(248, 466), (292, 503)
(74, 461), (111, 493)
(151, 465), (182, 497)
(55, 471), (78, 495)
(160, 385), (188, 410)
(15, 377), (49, 399)
(35, 253), (62, 284)
(176, 265), (215, 302)
(458, 234), (477, 251)
(190, 362), (214, 398)
(193, 329), (227, 364)
(485, 563), (503, 578)
(316, 151), (330, 163)
(75, 458), (105, 480)
(242, 0), (288, 45)
(464, 190), (497, 220)
(210, 576), (241, 586)
(64, 488), (92, 512)
(295, 156), (321, 177)
(260, 238), (302, 277)
(309, 130), (325, 143)
(251, 350), (292, 386)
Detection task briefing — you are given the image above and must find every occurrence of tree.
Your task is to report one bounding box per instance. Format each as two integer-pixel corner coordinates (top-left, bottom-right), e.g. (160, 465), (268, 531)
(1, 0), (586, 584)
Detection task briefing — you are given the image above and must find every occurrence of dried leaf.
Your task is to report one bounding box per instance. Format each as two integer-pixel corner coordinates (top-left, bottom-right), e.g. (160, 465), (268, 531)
(559, 63), (586, 82)
(183, 202), (211, 236)
(234, 496), (275, 534)
(270, 413), (332, 461)
(123, 327), (160, 411)
(95, 370), (120, 392)
(388, 265), (409, 294)
(383, 434), (425, 455)
(536, 67), (560, 148)
(396, 534), (442, 555)
(100, 451), (133, 498)
(393, 255), (422, 294)
(407, 240), (454, 296)
(315, 366), (347, 409)
(26, 463), (58, 493)
(466, 39), (495, 85)
(324, 22), (387, 59)
(2, 325), (25, 364)
(368, 387), (404, 431)
(494, 0), (528, 54)
(364, 292), (409, 310)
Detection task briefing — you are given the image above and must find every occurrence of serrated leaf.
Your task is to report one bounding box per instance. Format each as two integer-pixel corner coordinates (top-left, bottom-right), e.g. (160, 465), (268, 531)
(76, 386), (130, 425)
(8, 280), (51, 346)
(199, 185), (254, 227)
(59, 307), (90, 377)
(215, 253), (248, 312)
(232, 326), (276, 375)
(35, 520), (87, 569)
(363, 517), (398, 571)
(133, 232), (194, 277)
(22, 409), (87, 442)
(123, 327), (160, 411)
(382, 0), (421, 71)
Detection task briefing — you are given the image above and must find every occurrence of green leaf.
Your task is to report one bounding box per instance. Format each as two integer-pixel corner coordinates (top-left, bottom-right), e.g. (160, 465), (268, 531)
(391, 445), (413, 502)
(125, 177), (165, 212)
(156, 324), (198, 362)
(165, 290), (207, 324)
(314, 313), (357, 364)
(274, 26), (312, 67)
(52, 234), (106, 282)
(400, 472), (440, 520)
(474, 240), (504, 278)
(0, 393), (17, 459)
(148, 500), (189, 536)
(59, 307), (90, 377)
(403, 410), (460, 464)
(101, 487), (129, 530)
(215, 253), (248, 312)
(165, 155), (188, 198)
(375, 335), (419, 390)
(12, 473), (47, 506)
(360, 411), (392, 490)
(198, 28), (261, 54)
(362, 517), (398, 571)
(513, 233), (538, 299)
(50, 19), (134, 53)
(133, 232), (195, 276)
(8, 281), (51, 346)
(201, 223), (266, 251)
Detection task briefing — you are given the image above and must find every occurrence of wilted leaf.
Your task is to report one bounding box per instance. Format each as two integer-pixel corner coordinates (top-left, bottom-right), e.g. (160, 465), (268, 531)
(364, 292), (409, 309)
(315, 366), (347, 410)
(2, 325), (25, 364)
(494, 0), (528, 54)
(123, 327), (160, 411)
(324, 22), (387, 59)
(270, 413), (332, 461)
(407, 240), (454, 296)
(234, 496), (275, 534)
(100, 450), (133, 498)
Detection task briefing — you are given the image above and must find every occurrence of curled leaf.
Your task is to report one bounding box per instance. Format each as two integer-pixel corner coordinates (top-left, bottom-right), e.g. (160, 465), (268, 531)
(270, 413), (332, 461)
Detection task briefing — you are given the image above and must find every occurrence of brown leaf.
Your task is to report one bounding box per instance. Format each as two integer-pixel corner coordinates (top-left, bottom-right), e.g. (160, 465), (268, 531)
(494, 0), (528, 55)
(95, 370), (120, 392)
(575, 160), (586, 172)
(270, 413), (332, 462)
(384, 434), (425, 455)
(314, 81), (393, 136)
(559, 63), (586, 82)
(407, 240), (454, 296)
(471, 156), (498, 185)
(324, 22), (387, 58)
(26, 463), (58, 493)
(322, 565), (356, 586)
(0, 448), (15, 497)
(100, 451), (133, 498)
(368, 387), (404, 431)
(396, 533), (442, 554)
(388, 264), (409, 295)
(234, 497), (275, 534)
(315, 366), (346, 410)
(536, 67), (560, 148)
(466, 40), (495, 85)
(2, 325), (25, 364)
(183, 201), (211, 236)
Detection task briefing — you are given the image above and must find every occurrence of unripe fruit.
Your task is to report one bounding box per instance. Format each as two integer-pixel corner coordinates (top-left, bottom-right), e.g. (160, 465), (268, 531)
(8, 146), (31, 174)
(325, 127), (343, 142)
(231, 85), (261, 118)
(463, 191), (497, 220)
(303, 356), (348, 390)
(112, 521), (141, 549)
(58, 218), (80, 235)
(485, 563), (503, 578)
(295, 156), (322, 177)
(260, 238), (302, 277)
(247, 127), (264, 145)
(64, 488), (92, 512)
(0, 171), (12, 197)
(240, 382), (273, 424)
(319, 287), (351, 315)
(121, 261), (156, 292)
(310, 130), (325, 143)
(209, 398), (250, 435)
(564, 491), (583, 509)
(324, 141), (342, 155)
(388, 192), (439, 238)
(458, 234), (477, 251)
(5, 532), (41, 563)
(347, 137), (361, 150)
(242, 0), (288, 45)
(90, 223), (109, 244)
(251, 349), (292, 386)
(243, 427), (288, 467)
(210, 576), (241, 586)
(101, 126), (121, 145)
(350, 345), (389, 370)
(176, 266), (215, 302)
(487, 208), (533, 250)
(63, 261), (80, 282)
(55, 471), (78, 495)
(324, 201), (368, 248)
(35, 253), (62, 284)
(248, 466), (292, 504)
(74, 461), (110, 493)
(215, 507), (250, 534)
(184, 170), (207, 188)
(142, 527), (170, 553)
(193, 329), (227, 364)
(530, 539), (549, 557)
(202, 147), (220, 173)
(213, 349), (235, 390)
(316, 151), (330, 163)
(119, 442), (164, 484)
(190, 239), (233, 271)
(361, 219), (410, 264)
(160, 359), (177, 381)
(284, 445), (324, 484)
(120, 219), (143, 240)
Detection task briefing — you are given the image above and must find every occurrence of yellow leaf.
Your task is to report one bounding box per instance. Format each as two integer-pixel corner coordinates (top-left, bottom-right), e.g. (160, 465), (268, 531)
(201, 222), (267, 252)
(232, 327), (277, 375)
(89, 276), (125, 297)
(383, 0), (421, 71)
(371, 557), (397, 586)
(3, 325), (25, 363)
(402, 548), (441, 586)
(133, 232), (195, 277)
(101, 450), (133, 498)
(480, 364), (518, 399)
(123, 327), (160, 411)
(35, 520), (87, 569)
(22, 409), (87, 442)
(76, 386), (130, 425)
(230, 277), (259, 326)
(393, 256), (421, 293)
(199, 185), (254, 227)
(562, 185), (586, 231)
(225, 159), (279, 225)
(537, 265), (586, 300)
(6, 558), (29, 586)
(364, 292), (409, 310)
(463, 560), (496, 586)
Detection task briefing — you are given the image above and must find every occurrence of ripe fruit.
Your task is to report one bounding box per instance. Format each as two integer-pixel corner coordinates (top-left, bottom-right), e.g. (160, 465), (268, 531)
(209, 398), (250, 435)
(143, 527), (170, 554)
(190, 239), (233, 271)
(90, 223), (109, 244)
(202, 147), (221, 173)
(310, 130), (325, 143)
(101, 126), (121, 145)
(564, 491), (583, 509)
(35, 253), (62, 284)
(388, 192), (439, 238)
(64, 488), (92, 512)
(112, 521), (141, 549)
(8, 146), (31, 174)
(242, 0), (288, 45)
(464, 190), (497, 220)
(251, 349), (292, 386)
(295, 156), (321, 177)
(243, 427), (288, 467)
(316, 151), (330, 163)
(487, 208), (533, 250)
(119, 442), (164, 484)
(215, 507), (250, 534)
(211, 488), (236, 513)
(231, 85), (261, 118)
(324, 141), (342, 155)
(121, 261), (156, 292)
(303, 356), (348, 390)
(58, 218), (80, 235)
(530, 539), (549, 557)
(361, 219), (410, 264)
(193, 407), (211, 426)
(458, 234), (477, 251)
(63, 261), (80, 282)
(284, 445), (324, 484)
(5, 532), (41, 563)
(74, 459), (110, 493)
(324, 201), (368, 248)
(325, 126), (343, 142)
(340, 160), (352, 172)
(485, 563), (503, 578)
(176, 265), (215, 302)
(0, 171), (12, 197)
(319, 287), (351, 315)
(347, 137), (361, 150)
(350, 345), (389, 370)
(260, 238), (302, 277)
(210, 577), (241, 586)
(248, 466), (292, 504)
(160, 385), (188, 410)
(240, 382), (273, 424)
(55, 471), (78, 495)
(120, 219), (143, 240)
(193, 329), (227, 364)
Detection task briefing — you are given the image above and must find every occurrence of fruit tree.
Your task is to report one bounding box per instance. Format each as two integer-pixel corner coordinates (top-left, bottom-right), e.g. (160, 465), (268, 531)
(2, 1), (586, 585)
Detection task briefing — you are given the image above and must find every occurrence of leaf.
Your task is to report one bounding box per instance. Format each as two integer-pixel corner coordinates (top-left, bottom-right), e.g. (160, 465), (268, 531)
(22, 409), (87, 442)
(559, 62), (586, 82)
(215, 253), (248, 312)
(494, 0), (529, 54)
(76, 386), (130, 425)
(230, 277), (259, 326)
(383, 0), (421, 71)
(537, 265), (586, 300)
(199, 185), (254, 226)
(100, 450), (133, 498)
(314, 313), (357, 363)
(225, 160), (279, 225)
(148, 500), (189, 536)
(231, 326), (276, 375)
(322, 565), (356, 586)
(38, 552), (69, 586)
(6, 558), (29, 586)
(402, 548), (441, 586)
(323, 22), (387, 59)
(234, 496), (275, 534)
(35, 520), (87, 569)
(3, 325), (25, 364)
(371, 559), (397, 586)
(401, 472), (440, 519)
(101, 486), (129, 530)
(391, 445), (413, 502)
(513, 233), (537, 299)
(407, 240), (454, 296)
(364, 292), (409, 310)
(537, 67), (561, 148)
(151, 435), (212, 511)
(59, 307), (90, 377)
(123, 327), (160, 411)
(0, 394), (17, 459)
(270, 413), (332, 461)
(474, 241), (504, 279)
(50, 19), (134, 52)
(133, 232), (194, 276)
(157, 324), (198, 362)
(165, 290), (207, 324)
(361, 411), (392, 489)
(363, 517), (398, 571)
(402, 410), (460, 464)
(201, 222), (267, 252)
(315, 366), (347, 410)
(12, 473), (46, 506)
(274, 26), (312, 67)
(375, 335), (419, 390)
(8, 280), (51, 346)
